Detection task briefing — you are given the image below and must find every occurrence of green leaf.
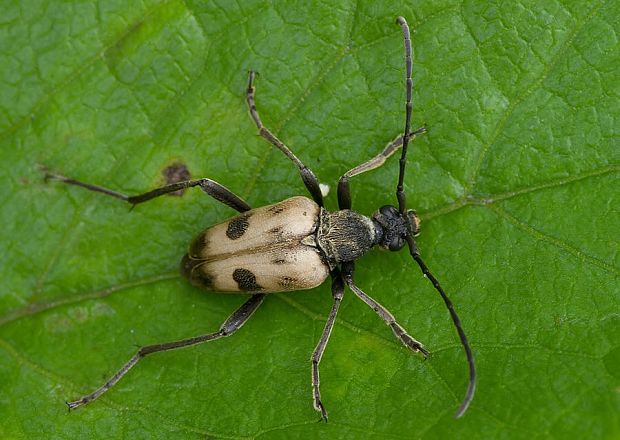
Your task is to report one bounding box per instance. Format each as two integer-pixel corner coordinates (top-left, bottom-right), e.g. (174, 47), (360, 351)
(1, 0), (618, 438)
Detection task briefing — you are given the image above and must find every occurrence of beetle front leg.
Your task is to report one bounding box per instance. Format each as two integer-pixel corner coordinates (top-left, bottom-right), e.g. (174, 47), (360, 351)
(67, 293), (266, 410)
(311, 270), (344, 421)
(246, 71), (324, 207)
(44, 172), (251, 213)
(337, 127), (426, 210)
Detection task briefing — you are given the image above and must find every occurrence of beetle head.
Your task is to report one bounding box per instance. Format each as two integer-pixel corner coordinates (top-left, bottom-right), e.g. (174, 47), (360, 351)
(372, 205), (420, 251)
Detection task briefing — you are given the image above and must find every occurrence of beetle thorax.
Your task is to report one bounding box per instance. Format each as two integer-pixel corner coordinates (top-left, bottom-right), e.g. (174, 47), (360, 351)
(315, 208), (377, 269)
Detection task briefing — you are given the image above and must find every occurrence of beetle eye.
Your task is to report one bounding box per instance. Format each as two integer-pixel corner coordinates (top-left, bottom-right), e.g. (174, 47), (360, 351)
(389, 236), (405, 251)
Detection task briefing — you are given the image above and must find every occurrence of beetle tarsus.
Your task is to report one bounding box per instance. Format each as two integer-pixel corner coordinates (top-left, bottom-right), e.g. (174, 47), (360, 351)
(66, 399), (85, 411)
(314, 400), (329, 422)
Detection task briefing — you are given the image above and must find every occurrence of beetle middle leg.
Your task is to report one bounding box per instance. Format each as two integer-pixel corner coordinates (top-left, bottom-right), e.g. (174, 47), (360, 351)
(337, 127), (426, 210)
(67, 293), (266, 410)
(342, 263), (428, 356)
(245, 71), (324, 207)
(45, 172), (251, 213)
(311, 269), (344, 421)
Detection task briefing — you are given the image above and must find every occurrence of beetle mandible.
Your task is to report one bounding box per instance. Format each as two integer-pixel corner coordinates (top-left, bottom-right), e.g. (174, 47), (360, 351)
(46, 17), (476, 419)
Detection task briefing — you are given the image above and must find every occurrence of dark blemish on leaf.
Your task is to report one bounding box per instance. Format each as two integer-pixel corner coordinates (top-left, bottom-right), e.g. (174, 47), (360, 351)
(233, 268), (263, 291)
(162, 161), (191, 196)
(226, 214), (251, 240)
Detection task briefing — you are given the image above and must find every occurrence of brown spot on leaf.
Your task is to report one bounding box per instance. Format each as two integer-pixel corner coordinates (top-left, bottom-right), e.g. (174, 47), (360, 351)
(162, 161), (191, 196)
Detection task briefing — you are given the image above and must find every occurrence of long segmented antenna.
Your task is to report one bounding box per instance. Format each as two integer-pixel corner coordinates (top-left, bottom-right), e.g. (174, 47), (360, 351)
(395, 16), (413, 214)
(396, 17), (476, 418)
(408, 237), (476, 417)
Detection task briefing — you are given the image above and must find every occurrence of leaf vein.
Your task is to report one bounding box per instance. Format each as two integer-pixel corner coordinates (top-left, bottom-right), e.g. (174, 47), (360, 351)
(489, 204), (618, 274)
(466, 0), (610, 194)
(421, 165), (619, 221)
(0, 272), (179, 328)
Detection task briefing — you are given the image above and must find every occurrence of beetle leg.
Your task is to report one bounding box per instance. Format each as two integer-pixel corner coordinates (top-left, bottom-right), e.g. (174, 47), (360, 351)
(245, 71), (324, 207)
(336, 127), (425, 210)
(311, 269), (344, 421)
(45, 173), (251, 213)
(66, 293), (266, 410)
(342, 263), (428, 356)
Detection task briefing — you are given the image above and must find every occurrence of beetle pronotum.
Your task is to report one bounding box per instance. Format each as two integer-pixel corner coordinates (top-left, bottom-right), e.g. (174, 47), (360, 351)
(46, 17), (476, 419)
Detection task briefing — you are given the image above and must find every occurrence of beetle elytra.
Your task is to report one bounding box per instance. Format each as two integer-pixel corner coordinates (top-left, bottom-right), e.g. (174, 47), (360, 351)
(46, 17), (476, 419)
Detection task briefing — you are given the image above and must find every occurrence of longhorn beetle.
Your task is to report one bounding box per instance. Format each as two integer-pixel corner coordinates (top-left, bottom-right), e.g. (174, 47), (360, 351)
(46, 17), (476, 419)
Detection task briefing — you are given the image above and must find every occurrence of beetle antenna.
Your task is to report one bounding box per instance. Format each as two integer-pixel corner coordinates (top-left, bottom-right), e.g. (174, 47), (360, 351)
(395, 16), (413, 214)
(406, 236), (476, 418)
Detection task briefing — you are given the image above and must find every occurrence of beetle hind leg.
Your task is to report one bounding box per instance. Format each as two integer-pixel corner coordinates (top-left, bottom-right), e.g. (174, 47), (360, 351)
(66, 293), (266, 410)
(311, 270), (345, 421)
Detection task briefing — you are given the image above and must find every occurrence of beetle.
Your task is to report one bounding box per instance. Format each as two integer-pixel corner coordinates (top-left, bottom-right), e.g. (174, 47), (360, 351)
(46, 17), (475, 419)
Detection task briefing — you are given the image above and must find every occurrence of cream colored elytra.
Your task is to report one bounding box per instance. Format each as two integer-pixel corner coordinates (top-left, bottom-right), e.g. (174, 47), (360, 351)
(181, 196), (330, 292)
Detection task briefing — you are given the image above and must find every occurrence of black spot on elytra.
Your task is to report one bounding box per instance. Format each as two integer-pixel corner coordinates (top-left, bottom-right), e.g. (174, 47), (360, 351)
(272, 258), (286, 265)
(162, 161), (191, 196)
(268, 205), (285, 215)
(233, 268), (263, 291)
(226, 214), (250, 240)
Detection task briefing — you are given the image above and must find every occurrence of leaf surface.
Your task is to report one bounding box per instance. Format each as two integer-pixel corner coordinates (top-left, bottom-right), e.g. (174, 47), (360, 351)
(1, 1), (618, 438)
